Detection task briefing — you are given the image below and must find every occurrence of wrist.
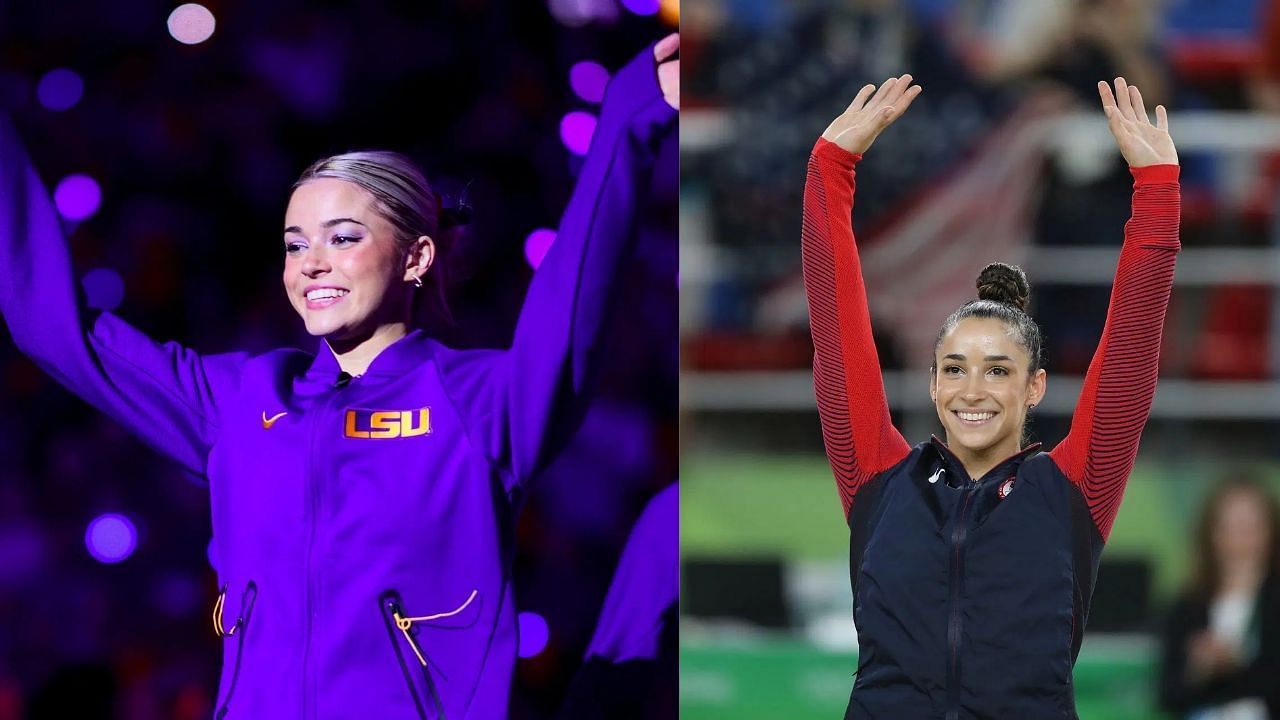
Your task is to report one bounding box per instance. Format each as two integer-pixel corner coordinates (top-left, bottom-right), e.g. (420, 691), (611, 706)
(1131, 164), (1179, 185)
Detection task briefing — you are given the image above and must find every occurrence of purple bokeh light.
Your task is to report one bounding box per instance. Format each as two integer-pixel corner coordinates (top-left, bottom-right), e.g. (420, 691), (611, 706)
(524, 229), (557, 269)
(569, 61), (609, 104)
(548, 0), (619, 26)
(620, 0), (660, 15)
(517, 611), (549, 658)
(167, 4), (216, 45)
(54, 174), (101, 221)
(36, 69), (84, 112)
(85, 513), (138, 564)
(559, 111), (597, 156)
(81, 268), (125, 311)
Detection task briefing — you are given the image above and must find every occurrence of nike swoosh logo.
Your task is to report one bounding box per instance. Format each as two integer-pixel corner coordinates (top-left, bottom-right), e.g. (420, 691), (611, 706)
(928, 468), (944, 484)
(262, 411), (288, 429)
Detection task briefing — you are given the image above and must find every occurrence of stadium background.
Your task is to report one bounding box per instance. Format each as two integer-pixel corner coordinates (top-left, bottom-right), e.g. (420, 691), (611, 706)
(0, 1), (678, 718)
(680, 0), (1280, 718)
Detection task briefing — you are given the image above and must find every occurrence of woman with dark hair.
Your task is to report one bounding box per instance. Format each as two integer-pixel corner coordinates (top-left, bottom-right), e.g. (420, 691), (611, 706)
(1159, 477), (1280, 718)
(0, 35), (678, 720)
(802, 73), (1180, 718)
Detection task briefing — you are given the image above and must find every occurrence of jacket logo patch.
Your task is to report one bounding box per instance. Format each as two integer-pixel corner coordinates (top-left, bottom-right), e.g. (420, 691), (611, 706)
(344, 407), (431, 439)
(262, 411), (288, 429)
(998, 478), (1015, 499)
(927, 468), (944, 484)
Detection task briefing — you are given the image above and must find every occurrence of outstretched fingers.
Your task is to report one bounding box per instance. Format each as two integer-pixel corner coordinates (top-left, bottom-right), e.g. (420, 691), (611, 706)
(1128, 85), (1150, 124)
(1113, 77), (1135, 120)
(654, 33), (679, 62)
(1155, 104), (1169, 132)
(844, 83), (877, 115)
(1097, 80), (1117, 117)
(885, 83), (923, 121)
(864, 76), (900, 113)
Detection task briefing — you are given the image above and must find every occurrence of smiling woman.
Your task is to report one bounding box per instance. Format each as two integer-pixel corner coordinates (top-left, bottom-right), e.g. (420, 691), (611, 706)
(281, 152), (446, 374)
(801, 74), (1181, 718)
(0, 34), (679, 720)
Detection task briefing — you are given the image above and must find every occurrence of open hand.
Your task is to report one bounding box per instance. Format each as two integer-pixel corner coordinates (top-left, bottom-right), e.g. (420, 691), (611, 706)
(821, 74), (922, 155)
(655, 33), (678, 110)
(1098, 77), (1177, 167)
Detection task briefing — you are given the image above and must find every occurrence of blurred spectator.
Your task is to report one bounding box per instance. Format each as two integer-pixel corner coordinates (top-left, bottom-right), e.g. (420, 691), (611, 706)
(955, 0), (1167, 105)
(1159, 475), (1280, 718)
(1249, 0), (1280, 113)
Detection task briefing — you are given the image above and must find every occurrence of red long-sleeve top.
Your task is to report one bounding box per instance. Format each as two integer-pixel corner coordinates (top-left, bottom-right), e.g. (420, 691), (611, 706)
(802, 137), (1180, 541)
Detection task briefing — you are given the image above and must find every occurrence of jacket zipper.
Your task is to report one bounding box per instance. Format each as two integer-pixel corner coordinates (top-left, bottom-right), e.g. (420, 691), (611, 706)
(946, 485), (976, 720)
(302, 385), (345, 718)
(379, 590), (445, 719)
(214, 581), (258, 719)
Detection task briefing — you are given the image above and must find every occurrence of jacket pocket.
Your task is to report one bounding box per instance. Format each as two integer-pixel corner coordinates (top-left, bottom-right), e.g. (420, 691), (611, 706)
(379, 589), (448, 720)
(213, 580), (258, 720)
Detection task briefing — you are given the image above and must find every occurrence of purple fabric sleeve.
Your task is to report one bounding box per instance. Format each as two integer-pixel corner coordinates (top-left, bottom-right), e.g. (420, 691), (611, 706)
(436, 45), (676, 489)
(0, 115), (247, 478)
(585, 482), (678, 663)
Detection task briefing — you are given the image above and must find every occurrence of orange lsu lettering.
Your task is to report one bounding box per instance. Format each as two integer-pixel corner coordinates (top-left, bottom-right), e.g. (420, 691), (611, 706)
(344, 408), (432, 439)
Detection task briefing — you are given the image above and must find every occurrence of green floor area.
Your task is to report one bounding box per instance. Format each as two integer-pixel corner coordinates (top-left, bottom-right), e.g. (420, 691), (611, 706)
(680, 635), (1161, 720)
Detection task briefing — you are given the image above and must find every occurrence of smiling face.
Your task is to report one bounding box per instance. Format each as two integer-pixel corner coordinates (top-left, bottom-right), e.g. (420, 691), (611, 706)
(283, 178), (417, 343)
(931, 316), (1046, 466)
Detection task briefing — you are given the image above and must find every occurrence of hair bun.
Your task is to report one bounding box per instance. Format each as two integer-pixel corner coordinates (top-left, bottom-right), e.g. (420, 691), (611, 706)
(976, 262), (1031, 313)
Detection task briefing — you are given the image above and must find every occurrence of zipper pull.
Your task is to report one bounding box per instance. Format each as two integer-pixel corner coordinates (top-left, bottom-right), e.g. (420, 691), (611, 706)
(389, 602), (428, 667)
(213, 584), (239, 637)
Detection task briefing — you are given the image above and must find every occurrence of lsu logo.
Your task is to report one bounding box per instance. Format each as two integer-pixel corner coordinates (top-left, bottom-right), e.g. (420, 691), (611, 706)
(344, 407), (431, 439)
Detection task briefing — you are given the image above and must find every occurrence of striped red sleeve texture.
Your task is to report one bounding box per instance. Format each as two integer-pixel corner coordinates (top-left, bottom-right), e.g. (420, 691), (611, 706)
(1048, 164), (1181, 542)
(802, 138), (911, 519)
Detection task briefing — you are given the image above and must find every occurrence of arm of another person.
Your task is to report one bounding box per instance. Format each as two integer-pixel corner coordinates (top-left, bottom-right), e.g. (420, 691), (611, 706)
(802, 76), (918, 519)
(0, 114), (246, 477)
(1048, 77), (1180, 541)
(438, 37), (677, 489)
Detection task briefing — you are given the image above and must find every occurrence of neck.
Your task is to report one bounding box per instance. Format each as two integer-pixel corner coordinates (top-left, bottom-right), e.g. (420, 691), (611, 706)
(325, 322), (409, 376)
(947, 438), (1023, 481)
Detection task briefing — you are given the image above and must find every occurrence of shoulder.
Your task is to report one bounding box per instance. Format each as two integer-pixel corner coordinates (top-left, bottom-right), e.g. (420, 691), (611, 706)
(431, 344), (506, 378)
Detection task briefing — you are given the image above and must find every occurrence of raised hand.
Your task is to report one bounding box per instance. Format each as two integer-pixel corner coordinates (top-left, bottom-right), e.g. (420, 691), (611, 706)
(655, 33), (679, 110)
(1098, 77), (1178, 167)
(821, 74), (922, 155)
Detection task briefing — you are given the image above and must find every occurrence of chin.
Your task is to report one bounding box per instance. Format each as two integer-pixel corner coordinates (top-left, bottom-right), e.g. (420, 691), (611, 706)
(948, 427), (1002, 454)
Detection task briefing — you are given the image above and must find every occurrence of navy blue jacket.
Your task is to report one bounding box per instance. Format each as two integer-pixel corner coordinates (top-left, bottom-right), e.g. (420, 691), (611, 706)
(800, 138), (1181, 718)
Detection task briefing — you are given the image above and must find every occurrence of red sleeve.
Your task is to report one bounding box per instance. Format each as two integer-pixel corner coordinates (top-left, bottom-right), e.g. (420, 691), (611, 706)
(802, 138), (911, 519)
(1049, 164), (1181, 541)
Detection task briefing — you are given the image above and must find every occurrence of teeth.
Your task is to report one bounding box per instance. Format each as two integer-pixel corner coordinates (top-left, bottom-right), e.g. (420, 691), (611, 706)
(958, 411), (994, 422)
(307, 288), (349, 301)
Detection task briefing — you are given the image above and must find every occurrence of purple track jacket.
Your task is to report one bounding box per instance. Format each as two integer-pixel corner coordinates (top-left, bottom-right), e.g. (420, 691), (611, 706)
(0, 46), (675, 719)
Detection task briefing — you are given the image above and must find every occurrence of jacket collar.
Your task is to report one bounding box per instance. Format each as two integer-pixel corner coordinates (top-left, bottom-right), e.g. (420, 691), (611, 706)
(305, 329), (433, 381)
(929, 435), (1042, 483)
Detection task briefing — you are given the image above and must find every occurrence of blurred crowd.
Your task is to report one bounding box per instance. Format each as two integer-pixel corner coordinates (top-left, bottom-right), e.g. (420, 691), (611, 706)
(682, 0), (1280, 384)
(0, 1), (675, 718)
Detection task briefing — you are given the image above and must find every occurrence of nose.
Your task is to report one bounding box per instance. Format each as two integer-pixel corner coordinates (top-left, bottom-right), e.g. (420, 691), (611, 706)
(300, 245), (330, 278)
(962, 371), (985, 402)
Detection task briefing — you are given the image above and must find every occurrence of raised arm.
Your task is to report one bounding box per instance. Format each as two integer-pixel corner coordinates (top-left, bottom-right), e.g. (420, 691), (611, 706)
(0, 114), (246, 477)
(438, 38), (677, 488)
(803, 76), (918, 518)
(1049, 77), (1180, 541)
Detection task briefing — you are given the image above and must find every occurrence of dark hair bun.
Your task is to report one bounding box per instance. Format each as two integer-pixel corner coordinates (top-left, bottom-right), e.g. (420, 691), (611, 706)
(976, 262), (1031, 313)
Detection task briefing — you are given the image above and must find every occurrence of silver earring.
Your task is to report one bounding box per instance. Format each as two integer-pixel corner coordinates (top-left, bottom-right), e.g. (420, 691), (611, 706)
(412, 276), (423, 288)
(1028, 403), (1037, 410)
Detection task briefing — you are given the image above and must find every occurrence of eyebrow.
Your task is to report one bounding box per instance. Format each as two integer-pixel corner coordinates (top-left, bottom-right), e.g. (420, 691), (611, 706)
(283, 218), (367, 235)
(942, 354), (1014, 362)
